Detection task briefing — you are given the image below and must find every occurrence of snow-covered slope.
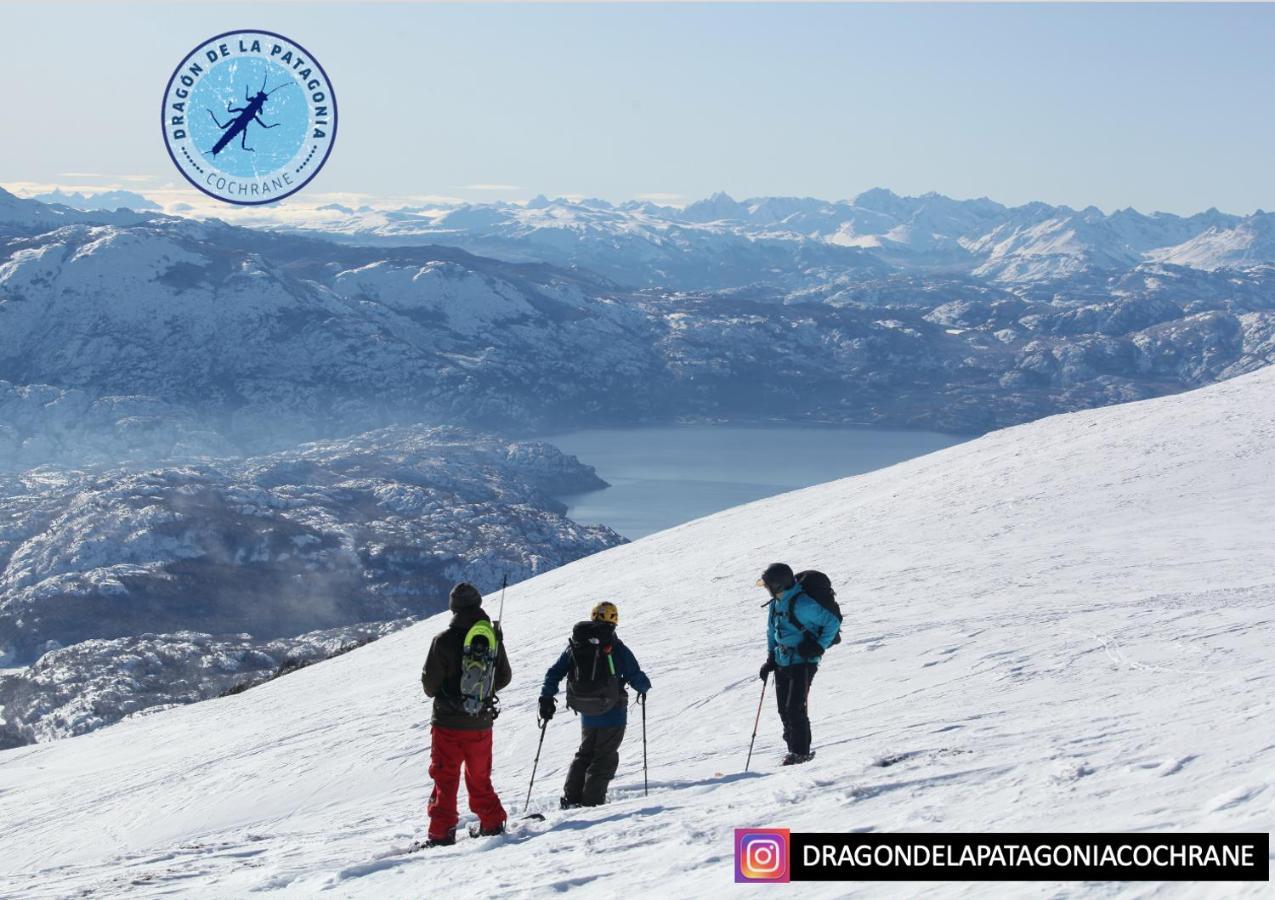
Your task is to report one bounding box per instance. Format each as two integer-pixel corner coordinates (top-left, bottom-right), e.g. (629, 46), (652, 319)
(1148, 213), (1275, 271)
(2, 365), (1272, 896)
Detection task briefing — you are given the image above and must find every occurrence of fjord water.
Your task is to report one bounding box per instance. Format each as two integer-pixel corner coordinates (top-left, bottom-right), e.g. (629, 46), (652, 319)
(546, 425), (964, 539)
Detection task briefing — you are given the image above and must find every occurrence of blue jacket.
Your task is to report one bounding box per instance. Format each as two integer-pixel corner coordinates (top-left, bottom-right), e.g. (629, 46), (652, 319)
(542, 633), (651, 728)
(767, 583), (840, 667)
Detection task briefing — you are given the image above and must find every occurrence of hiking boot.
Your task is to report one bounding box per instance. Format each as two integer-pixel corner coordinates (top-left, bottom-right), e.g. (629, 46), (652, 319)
(781, 751), (816, 766)
(469, 822), (506, 838)
(423, 829), (456, 848)
(560, 796), (582, 810)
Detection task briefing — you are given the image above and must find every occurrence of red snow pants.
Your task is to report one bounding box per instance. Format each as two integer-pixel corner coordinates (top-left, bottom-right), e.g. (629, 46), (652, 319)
(427, 725), (507, 839)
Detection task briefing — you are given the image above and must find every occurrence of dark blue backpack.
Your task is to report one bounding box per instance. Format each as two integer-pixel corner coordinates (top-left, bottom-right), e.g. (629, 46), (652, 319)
(791, 570), (843, 646)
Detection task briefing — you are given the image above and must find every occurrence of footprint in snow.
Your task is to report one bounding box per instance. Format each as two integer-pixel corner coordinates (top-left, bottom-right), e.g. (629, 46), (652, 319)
(1207, 784), (1266, 812)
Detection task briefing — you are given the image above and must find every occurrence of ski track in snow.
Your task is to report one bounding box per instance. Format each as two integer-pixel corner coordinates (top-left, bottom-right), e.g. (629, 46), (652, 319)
(2, 369), (1275, 897)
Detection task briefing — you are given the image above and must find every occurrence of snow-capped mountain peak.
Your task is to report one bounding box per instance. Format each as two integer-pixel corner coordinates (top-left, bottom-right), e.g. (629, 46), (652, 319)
(207, 186), (1275, 288)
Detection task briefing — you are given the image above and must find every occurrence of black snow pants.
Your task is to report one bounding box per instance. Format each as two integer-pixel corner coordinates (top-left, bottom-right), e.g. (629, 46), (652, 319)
(774, 663), (817, 756)
(563, 724), (626, 806)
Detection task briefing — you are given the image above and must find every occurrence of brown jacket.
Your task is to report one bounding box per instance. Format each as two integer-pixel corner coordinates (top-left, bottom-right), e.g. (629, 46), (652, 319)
(421, 607), (512, 730)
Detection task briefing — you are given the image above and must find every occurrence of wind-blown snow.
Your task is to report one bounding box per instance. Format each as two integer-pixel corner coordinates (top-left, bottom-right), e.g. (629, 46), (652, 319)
(1, 364), (1273, 897)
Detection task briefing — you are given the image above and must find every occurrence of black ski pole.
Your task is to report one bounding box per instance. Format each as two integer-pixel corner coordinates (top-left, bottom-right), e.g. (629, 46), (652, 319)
(744, 674), (768, 773)
(641, 694), (649, 797)
(523, 716), (548, 815)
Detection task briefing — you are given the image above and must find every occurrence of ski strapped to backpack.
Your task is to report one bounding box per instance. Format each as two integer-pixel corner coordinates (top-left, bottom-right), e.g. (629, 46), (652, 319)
(459, 619), (501, 716)
(786, 570), (843, 647)
(564, 621), (625, 716)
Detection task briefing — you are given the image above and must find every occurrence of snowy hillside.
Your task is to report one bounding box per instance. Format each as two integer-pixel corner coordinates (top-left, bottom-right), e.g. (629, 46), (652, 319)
(2, 365), (1271, 896)
(1147, 214), (1275, 271)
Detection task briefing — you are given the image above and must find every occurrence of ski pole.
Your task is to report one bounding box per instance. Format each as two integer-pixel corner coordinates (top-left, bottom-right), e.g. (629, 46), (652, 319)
(744, 674), (768, 773)
(523, 716), (548, 815)
(497, 573), (508, 631)
(641, 694), (649, 797)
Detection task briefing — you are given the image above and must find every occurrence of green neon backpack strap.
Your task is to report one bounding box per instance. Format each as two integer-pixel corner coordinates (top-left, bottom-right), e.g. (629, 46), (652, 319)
(464, 620), (498, 653)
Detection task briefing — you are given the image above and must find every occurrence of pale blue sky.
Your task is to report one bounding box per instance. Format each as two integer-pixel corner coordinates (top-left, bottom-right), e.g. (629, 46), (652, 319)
(3, 3), (1274, 214)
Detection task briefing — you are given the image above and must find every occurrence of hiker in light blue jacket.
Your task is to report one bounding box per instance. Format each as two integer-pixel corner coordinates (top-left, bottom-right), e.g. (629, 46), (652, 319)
(757, 563), (839, 764)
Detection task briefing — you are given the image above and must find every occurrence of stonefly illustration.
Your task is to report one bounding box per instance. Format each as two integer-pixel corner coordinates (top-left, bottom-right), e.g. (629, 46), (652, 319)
(206, 71), (293, 156)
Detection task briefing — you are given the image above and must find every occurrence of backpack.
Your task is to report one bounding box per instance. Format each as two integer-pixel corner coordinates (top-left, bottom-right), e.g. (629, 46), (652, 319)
(792, 570), (843, 647)
(564, 621), (624, 717)
(458, 619), (501, 716)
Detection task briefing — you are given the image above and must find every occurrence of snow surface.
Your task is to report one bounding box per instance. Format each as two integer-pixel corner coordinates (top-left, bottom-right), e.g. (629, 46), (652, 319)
(1, 367), (1273, 897)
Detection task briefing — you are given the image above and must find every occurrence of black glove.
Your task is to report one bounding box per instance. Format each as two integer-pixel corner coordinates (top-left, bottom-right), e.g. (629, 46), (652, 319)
(538, 695), (556, 720)
(797, 634), (824, 659)
(759, 655), (776, 681)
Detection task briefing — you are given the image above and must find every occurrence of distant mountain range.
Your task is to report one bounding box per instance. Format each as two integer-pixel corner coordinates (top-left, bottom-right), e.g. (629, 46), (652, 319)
(10, 184), (1275, 288)
(1, 186), (1273, 460)
(28, 188), (162, 212)
(257, 188), (1275, 290)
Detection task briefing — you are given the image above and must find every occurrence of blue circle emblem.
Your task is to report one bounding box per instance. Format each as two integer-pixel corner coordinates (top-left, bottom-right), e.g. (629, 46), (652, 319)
(162, 30), (337, 205)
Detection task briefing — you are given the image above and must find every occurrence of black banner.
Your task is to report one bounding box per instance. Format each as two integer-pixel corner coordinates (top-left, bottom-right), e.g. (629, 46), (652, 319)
(788, 833), (1269, 882)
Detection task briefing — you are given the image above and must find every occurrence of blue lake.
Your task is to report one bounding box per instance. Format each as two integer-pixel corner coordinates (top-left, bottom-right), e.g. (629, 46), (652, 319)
(544, 425), (965, 540)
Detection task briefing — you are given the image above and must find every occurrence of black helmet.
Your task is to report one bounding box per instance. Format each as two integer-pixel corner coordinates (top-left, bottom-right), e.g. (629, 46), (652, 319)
(757, 562), (795, 594)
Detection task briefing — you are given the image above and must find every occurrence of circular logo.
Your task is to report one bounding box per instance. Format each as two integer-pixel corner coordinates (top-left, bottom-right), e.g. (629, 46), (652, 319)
(162, 30), (337, 205)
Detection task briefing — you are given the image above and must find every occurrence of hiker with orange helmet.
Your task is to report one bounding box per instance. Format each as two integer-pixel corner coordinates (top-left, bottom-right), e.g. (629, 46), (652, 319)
(540, 601), (651, 808)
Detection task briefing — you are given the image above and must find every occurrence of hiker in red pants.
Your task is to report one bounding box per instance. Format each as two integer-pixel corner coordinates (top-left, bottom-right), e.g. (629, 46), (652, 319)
(421, 582), (512, 846)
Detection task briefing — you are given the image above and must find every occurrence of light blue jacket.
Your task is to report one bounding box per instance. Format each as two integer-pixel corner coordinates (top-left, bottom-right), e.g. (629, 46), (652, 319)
(767, 583), (840, 667)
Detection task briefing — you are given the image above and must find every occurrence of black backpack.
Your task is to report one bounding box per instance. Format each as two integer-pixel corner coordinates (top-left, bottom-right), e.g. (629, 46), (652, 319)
(792, 570), (843, 646)
(565, 621), (625, 716)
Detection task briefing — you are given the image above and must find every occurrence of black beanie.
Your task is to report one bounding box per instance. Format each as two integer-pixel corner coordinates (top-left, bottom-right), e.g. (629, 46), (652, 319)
(449, 581), (482, 612)
(760, 563), (795, 593)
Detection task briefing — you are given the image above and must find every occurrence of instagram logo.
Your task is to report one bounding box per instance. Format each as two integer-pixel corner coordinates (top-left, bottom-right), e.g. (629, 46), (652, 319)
(735, 828), (791, 883)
